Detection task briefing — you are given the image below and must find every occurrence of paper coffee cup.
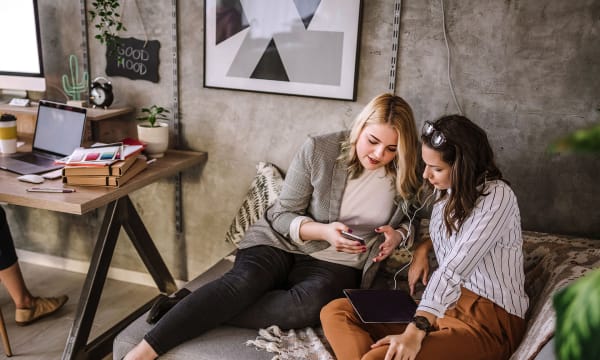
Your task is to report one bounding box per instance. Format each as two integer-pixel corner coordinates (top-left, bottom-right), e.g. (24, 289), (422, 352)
(0, 113), (17, 154)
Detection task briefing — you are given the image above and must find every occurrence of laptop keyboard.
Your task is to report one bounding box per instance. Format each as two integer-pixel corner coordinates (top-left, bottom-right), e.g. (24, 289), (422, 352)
(16, 153), (52, 164)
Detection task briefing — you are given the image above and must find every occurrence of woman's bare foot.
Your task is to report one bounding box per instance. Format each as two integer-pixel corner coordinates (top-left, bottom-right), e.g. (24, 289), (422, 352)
(123, 340), (159, 360)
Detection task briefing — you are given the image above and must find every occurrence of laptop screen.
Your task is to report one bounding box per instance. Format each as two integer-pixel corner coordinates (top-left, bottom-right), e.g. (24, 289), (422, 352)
(32, 100), (87, 157)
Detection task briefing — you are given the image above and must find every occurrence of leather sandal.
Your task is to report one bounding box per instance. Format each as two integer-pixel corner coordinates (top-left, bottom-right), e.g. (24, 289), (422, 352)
(15, 295), (69, 326)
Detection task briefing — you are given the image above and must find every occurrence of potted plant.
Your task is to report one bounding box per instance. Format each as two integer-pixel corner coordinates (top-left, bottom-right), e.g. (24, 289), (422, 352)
(137, 105), (170, 158)
(549, 118), (600, 360)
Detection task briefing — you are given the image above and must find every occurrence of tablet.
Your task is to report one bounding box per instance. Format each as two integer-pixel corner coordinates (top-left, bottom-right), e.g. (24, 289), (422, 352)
(343, 288), (417, 323)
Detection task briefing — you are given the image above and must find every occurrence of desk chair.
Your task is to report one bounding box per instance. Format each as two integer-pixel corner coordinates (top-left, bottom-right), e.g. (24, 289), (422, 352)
(0, 307), (12, 356)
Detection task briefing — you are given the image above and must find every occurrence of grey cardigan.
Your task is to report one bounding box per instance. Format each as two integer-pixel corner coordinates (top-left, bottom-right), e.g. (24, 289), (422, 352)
(239, 131), (413, 288)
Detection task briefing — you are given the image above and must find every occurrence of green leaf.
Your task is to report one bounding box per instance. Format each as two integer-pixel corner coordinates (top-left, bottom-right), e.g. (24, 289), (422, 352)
(89, 0), (126, 51)
(554, 269), (600, 360)
(548, 123), (600, 154)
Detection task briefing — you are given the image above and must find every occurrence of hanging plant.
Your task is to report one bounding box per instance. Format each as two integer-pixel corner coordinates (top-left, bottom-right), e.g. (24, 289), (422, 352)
(89, 0), (127, 55)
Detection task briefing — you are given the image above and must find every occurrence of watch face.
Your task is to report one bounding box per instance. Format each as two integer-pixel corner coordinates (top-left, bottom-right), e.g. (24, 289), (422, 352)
(91, 87), (106, 105)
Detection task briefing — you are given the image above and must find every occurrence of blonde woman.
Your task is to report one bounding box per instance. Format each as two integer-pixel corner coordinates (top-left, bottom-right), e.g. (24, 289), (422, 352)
(124, 93), (421, 359)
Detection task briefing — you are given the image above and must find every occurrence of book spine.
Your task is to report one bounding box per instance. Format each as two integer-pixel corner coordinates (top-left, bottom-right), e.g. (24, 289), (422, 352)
(63, 158), (147, 187)
(63, 167), (110, 176)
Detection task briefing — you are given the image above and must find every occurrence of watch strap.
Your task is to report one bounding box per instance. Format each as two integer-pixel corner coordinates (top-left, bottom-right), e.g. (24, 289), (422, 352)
(411, 315), (433, 335)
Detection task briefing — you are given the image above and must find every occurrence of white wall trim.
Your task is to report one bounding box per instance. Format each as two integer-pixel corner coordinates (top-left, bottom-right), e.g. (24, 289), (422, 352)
(16, 249), (187, 289)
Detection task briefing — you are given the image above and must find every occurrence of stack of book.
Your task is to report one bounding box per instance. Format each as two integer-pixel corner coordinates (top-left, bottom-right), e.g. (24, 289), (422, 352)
(60, 143), (147, 187)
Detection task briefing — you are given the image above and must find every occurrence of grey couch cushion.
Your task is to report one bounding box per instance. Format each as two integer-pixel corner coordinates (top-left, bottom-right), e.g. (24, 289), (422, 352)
(113, 257), (271, 360)
(533, 338), (555, 360)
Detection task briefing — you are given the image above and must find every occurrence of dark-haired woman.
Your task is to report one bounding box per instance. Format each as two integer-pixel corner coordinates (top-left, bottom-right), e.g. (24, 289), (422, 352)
(321, 115), (529, 360)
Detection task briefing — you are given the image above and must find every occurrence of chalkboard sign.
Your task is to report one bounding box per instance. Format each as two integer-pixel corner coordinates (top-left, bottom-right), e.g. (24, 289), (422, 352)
(106, 37), (160, 82)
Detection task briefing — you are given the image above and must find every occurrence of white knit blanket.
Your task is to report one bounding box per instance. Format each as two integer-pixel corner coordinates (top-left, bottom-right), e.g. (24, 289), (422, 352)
(246, 325), (334, 360)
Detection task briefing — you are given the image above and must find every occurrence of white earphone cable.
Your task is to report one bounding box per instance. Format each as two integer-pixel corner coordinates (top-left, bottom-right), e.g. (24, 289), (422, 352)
(393, 190), (436, 289)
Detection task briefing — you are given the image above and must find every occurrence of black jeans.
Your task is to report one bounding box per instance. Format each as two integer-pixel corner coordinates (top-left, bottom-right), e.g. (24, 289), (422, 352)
(0, 207), (18, 270)
(144, 245), (361, 355)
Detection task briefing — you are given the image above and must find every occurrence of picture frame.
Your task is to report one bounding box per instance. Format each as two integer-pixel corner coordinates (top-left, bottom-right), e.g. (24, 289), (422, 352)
(204, 0), (363, 101)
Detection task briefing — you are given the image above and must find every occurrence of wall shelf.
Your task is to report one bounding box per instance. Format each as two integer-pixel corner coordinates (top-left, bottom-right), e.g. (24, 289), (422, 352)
(0, 104), (135, 144)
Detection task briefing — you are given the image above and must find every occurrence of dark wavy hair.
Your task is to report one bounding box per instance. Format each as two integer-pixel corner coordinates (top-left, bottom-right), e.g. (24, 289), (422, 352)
(421, 114), (507, 234)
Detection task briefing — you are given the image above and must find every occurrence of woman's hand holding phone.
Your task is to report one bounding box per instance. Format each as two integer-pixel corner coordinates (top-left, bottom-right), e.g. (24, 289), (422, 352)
(302, 222), (367, 253)
(336, 228), (367, 254)
(341, 230), (366, 245)
(319, 223), (366, 253)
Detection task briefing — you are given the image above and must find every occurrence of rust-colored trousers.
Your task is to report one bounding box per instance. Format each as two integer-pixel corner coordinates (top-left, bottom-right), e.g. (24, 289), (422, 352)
(320, 288), (525, 360)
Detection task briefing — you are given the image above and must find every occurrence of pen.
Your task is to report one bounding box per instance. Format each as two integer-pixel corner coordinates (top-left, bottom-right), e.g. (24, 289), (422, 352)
(27, 187), (76, 193)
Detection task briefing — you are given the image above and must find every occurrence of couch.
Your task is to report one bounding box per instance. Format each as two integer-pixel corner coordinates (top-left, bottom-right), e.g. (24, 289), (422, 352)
(113, 163), (600, 359)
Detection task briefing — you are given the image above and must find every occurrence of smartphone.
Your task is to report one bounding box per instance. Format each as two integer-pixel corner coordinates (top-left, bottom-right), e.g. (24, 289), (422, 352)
(341, 230), (366, 245)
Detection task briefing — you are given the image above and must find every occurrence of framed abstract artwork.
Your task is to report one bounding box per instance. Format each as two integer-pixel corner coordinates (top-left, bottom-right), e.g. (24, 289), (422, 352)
(204, 0), (363, 101)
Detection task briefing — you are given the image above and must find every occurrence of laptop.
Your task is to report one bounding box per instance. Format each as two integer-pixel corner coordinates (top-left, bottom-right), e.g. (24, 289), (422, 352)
(343, 288), (417, 323)
(0, 100), (87, 175)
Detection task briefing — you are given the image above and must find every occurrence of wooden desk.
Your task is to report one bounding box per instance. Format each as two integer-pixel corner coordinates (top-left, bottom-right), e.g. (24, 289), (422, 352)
(0, 150), (208, 360)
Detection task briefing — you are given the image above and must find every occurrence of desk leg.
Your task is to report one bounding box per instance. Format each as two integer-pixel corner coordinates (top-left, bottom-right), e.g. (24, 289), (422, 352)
(62, 196), (177, 360)
(121, 196), (177, 294)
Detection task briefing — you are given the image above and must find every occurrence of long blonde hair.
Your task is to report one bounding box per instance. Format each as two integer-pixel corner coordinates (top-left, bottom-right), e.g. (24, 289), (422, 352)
(339, 93), (420, 202)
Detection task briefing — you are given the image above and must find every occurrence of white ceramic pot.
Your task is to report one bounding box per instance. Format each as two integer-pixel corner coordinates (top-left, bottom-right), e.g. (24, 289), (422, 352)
(137, 122), (169, 158)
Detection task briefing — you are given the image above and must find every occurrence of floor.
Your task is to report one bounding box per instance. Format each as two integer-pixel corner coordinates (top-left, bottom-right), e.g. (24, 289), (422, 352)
(0, 261), (158, 360)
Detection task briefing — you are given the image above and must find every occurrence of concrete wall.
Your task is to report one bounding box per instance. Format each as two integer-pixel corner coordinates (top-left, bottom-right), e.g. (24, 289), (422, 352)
(6, 0), (599, 281)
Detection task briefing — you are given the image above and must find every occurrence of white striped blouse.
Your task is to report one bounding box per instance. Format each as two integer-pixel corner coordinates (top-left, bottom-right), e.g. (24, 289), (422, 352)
(417, 180), (529, 319)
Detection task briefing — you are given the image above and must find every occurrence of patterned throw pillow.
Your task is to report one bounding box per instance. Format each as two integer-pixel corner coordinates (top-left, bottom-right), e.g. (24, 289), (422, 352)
(225, 162), (284, 247)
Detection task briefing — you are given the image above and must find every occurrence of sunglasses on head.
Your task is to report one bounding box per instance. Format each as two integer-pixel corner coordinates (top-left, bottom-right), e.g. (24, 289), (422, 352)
(422, 121), (447, 148)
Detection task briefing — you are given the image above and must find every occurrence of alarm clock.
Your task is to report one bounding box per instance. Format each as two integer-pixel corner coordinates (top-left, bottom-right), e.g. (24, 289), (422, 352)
(90, 76), (114, 108)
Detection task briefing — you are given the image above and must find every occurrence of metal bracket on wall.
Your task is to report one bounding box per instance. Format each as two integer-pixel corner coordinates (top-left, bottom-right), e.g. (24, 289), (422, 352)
(79, 0), (90, 92)
(171, 0), (188, 280)
(388, 0), (402, 94)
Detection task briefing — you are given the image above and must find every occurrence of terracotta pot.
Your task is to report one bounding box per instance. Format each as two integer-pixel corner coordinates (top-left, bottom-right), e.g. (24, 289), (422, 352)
(137, 122), (169, 158)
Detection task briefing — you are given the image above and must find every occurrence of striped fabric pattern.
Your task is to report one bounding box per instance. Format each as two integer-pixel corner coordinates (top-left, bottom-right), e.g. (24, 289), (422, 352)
(418, 180), (529, 318)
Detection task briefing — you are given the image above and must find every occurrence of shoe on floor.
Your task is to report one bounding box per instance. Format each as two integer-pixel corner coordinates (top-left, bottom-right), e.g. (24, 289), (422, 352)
(15, 295), (68, 326)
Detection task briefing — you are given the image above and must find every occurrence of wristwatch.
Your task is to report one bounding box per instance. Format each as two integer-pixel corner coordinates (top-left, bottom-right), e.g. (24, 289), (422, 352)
(411, 315), (433, 335)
